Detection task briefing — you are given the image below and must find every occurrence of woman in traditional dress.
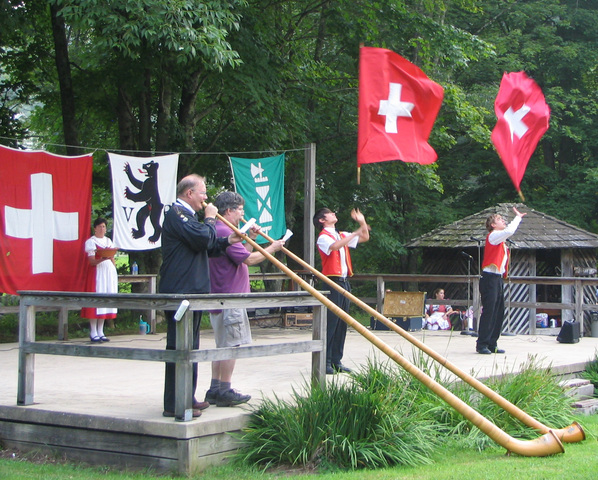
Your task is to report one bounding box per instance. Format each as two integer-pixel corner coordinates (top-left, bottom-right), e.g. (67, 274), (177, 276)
(81, 218), (118, 342)
(424, 288), (458, 330)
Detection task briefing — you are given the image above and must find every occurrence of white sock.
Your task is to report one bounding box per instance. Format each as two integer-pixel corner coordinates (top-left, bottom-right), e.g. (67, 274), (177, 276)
(89, 319), (98, 338)
(97, 319), (105, 337)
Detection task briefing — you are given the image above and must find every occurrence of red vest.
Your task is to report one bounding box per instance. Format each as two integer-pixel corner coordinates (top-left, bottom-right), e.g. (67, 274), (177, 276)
(482, 235), (510, 277)
(318, 229), (354, 277)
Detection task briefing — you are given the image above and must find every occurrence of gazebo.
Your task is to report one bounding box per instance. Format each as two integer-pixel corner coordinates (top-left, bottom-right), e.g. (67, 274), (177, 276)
(405, 203), (598, 334)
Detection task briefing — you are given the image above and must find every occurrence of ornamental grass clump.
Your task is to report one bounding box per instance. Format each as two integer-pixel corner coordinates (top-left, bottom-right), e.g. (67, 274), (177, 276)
(238, 359), (438, 470)
(238, 354), (579, 471)
(452, 355), (578, 450)
(581, 350), (598, 388)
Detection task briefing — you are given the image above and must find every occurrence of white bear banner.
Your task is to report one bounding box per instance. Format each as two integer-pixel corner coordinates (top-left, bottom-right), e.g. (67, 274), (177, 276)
(109, 153), (178, 251)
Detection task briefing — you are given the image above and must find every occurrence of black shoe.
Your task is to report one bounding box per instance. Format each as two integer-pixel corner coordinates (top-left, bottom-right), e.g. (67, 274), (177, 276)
(325, 365), (335, 375)
(90, 336), (101, 343)
(493, 348), (505, 354)
(476, 347), (492, 355)
(333, 363), (352, 373)
(99, 336), (110, 342)
(216, 389), (251, 407)
(204, 389), (218, 405)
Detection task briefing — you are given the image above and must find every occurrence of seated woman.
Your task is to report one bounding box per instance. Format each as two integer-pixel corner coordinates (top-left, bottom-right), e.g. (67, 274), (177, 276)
(424, 288), (459, 330)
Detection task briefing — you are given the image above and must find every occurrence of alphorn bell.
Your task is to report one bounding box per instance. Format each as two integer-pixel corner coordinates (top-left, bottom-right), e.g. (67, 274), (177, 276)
(246, 220), (584, 445)
(210, 208), (564, 456)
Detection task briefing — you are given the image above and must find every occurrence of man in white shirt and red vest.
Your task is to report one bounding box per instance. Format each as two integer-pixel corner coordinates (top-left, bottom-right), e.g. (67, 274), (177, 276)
(313, 207), (370, 374)
(476, 206), (526, 355)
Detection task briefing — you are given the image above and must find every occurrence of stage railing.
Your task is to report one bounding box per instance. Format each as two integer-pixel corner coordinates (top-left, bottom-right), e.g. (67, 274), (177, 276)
(16, 290), (326, 421)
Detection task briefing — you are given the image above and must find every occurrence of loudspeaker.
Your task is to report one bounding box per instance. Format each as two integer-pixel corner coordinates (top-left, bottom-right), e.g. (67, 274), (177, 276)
(370, 316), (423, 331)
(395, 316), (423, 331)
(557, 320), (580, 344)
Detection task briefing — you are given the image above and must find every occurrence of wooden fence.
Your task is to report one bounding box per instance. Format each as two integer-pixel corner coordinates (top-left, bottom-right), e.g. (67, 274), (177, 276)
(247, 272), (598, 336)
(16, 290), (326, 421)
(0, 274), (158, 340)
(348, 273), (598, 336)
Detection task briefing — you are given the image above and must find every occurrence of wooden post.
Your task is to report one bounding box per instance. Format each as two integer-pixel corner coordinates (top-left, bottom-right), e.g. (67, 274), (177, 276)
(562, 249), (574, 322)
(473, 276), (481, 331)
(148, 275), (157, 333)
(575, 279), (584, 335)
(304, 143), (316, 267)
(311, 304), (326, 389)
(57, 307), (68, 340)
(174, 310), (193, 421)
(376, 276), (385, 313)
(17, 303), (36, 405)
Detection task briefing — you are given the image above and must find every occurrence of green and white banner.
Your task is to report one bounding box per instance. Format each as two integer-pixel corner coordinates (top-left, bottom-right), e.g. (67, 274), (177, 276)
(229, 154), (286, 244)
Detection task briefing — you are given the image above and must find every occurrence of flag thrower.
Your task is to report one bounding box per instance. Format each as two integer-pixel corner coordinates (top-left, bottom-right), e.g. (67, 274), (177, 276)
(209, 205), (566, 456)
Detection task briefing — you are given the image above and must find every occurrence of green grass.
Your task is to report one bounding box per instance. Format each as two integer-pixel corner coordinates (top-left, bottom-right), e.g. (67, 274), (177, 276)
(1, 414), (597, 479)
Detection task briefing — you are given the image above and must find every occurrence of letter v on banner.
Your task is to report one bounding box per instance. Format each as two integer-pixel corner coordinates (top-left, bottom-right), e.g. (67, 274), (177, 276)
(357, 46), (444, 183)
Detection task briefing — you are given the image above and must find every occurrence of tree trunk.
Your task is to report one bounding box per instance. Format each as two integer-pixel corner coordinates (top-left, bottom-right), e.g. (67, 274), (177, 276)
(49, 3), (82, 156)
(116, 85), (137, 151)
(156, 74), (173, 152)
(138, 68), (152, 153)
(178, 68), (204, 151)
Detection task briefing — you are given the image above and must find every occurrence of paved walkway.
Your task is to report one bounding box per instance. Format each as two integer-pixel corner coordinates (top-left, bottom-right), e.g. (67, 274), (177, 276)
(1, 326), (597, 424)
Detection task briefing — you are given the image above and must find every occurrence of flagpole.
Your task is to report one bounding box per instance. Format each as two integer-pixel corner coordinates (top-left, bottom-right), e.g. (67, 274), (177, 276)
(517, 189), (525, 201)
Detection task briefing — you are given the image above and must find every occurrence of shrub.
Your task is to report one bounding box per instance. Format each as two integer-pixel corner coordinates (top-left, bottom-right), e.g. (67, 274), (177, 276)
(238, 359), (438, 470)
(581, 350), (598, 388)
(238, 353), (579, 471)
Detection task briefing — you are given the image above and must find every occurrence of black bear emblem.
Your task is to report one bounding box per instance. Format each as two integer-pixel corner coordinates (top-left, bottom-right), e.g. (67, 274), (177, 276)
(124, 161), (164, 243)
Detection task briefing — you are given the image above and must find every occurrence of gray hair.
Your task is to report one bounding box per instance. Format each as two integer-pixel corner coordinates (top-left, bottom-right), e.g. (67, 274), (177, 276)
(214, 191), (245, 215)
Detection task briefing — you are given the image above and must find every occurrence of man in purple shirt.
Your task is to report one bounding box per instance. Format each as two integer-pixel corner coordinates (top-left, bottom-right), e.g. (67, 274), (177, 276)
(204, 191), (285, 407)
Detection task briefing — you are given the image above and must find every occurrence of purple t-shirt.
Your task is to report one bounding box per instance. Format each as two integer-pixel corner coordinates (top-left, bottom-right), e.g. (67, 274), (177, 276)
(209, 221), (251, 293)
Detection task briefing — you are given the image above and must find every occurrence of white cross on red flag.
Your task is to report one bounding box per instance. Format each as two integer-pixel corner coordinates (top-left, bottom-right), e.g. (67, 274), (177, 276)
(357, 46), (444, 168)
(0, 145), (92, 295)
(491, 71), (550, 197)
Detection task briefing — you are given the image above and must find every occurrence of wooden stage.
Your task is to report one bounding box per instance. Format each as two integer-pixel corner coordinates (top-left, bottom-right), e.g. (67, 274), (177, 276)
(1, 326), (598, 474)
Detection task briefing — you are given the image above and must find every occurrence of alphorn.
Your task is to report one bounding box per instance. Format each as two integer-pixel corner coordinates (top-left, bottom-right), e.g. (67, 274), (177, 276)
(214, 211), (564, 456)
(248, 223), (584, 445)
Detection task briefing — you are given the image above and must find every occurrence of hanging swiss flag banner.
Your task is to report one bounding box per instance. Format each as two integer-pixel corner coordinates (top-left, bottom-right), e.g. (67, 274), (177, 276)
(357, 46), (444, 166)
(0, 145), (92, 295)
(491, 71), (550, 193)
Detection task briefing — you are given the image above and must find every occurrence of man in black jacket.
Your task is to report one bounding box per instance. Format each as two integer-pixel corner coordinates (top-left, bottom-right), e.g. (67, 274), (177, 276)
(160, 174), (241, 419)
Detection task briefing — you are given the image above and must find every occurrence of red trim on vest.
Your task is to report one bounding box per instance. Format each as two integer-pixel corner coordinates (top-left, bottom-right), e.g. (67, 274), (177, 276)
(318, 229), (354, 277)
(482, 234), (510, 277)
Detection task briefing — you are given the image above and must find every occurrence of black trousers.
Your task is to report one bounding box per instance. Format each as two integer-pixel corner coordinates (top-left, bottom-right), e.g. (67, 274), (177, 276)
(326, 277), (351, 366)
(476, 272), (504, 351)
(163, 310), (202, 412)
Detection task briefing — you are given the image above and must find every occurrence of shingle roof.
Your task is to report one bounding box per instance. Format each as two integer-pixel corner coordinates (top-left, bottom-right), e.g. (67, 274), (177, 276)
(405, 203), (598, 249)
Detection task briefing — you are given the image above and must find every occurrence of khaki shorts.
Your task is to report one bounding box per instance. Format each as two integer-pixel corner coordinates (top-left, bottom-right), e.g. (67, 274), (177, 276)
(210, 308), (252, 348)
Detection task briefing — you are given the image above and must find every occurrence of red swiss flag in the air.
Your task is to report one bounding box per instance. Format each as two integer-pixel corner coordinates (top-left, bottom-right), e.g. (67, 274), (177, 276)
(357, 47), (444, 166)
(491, 71), (550, 193)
